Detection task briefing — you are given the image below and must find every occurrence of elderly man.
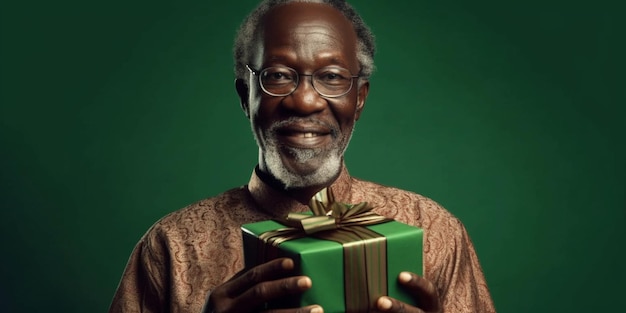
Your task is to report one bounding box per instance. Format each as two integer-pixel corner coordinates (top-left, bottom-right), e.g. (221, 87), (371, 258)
(109, 1), (495, 312)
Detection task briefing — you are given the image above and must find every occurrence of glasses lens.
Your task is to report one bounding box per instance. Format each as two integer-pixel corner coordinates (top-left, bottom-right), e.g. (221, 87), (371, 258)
(313, 67), (354, 97)
(260, 67), (298, 96)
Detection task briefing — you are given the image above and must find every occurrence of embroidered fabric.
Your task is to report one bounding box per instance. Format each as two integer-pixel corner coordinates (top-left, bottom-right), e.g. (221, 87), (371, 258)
(109, 166), (495, 312)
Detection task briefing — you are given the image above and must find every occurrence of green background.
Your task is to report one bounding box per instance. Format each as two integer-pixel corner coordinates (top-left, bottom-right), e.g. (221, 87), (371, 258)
(1, 0), (624, 312)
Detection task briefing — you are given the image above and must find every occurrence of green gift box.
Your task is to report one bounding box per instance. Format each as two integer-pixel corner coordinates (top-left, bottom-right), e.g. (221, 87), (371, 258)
(241, 216), (423, 312)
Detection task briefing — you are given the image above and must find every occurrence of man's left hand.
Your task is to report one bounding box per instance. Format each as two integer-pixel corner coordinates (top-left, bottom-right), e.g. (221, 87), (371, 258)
(374, 272), (442, 313)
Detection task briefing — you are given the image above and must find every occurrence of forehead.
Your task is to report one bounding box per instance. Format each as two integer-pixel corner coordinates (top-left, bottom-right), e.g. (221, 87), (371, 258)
(255, 2), (358, 69)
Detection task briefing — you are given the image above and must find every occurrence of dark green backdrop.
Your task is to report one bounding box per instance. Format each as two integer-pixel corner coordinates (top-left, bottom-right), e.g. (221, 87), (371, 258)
(1, 1), (624, 312)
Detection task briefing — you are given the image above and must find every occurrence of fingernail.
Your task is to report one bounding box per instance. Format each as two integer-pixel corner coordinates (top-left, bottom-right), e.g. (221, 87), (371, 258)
(297, 277), (312, 288)
(399, 271), (412, 283)
(310, 306), (323, 313)
(378, 297), (392, 310)
(281, 258), (294, 270)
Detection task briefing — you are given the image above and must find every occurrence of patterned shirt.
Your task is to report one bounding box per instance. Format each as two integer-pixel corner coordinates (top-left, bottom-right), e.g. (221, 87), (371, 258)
(109, 166), (495, 312)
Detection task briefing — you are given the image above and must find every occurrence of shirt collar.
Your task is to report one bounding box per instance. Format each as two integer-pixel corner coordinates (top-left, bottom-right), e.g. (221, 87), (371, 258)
(247, 164), (353, 218)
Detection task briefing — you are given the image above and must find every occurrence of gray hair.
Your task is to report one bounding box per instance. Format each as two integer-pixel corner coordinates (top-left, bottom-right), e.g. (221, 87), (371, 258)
(233, 0), (376, 82)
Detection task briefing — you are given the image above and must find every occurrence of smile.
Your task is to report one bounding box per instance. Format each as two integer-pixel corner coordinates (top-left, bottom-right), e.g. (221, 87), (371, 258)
(275, 126), (333, 149)
(279, 131), (330, 146)
(302, 132), (317, 138)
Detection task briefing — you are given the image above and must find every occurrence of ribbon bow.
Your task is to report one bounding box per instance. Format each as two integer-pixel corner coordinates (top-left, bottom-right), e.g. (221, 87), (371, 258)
(280, 188), (390, 235)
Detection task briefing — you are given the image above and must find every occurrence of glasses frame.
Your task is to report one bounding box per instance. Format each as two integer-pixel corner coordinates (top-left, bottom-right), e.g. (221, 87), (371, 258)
(246, 64), (361, 98)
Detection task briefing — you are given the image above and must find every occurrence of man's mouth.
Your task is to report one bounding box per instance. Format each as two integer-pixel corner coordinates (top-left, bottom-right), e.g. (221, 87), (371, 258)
(274, 123), (334, 148)
(281, 131), (326, 138)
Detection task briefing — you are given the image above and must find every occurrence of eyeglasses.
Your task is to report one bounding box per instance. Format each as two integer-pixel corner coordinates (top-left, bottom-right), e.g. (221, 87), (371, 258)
(246, 65), (360, 98)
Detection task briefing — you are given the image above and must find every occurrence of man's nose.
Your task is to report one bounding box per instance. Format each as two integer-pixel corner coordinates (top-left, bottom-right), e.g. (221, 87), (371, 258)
(281, 76), (326, 115)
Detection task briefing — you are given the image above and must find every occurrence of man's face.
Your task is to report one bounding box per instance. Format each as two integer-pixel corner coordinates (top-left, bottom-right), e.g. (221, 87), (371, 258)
(238, 2), (369, 189)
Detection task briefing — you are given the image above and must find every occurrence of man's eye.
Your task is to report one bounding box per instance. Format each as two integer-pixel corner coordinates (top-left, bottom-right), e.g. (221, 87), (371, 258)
(263, 70), (293, 83)
(270, 72), (285, 79)
(317, 71), (348, 84)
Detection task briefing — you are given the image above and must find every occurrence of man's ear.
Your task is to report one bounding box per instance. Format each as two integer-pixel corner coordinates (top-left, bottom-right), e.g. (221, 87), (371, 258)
(235, 78), (250, 118)
(355, 80), (369, 121)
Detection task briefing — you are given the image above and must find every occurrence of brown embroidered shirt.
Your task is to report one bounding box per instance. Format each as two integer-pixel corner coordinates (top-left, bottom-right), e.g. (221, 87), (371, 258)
(109, 167), (495, 312)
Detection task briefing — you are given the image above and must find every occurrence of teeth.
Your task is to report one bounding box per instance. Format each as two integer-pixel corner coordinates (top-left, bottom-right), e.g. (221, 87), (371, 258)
(303, 133), (315, 138)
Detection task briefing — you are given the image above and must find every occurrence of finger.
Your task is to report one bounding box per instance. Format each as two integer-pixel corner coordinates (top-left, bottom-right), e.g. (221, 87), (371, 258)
(376, 296), (424, 313)
(224, 258), (297, 296)
(235, 275), (313, 311)
(397, 272), (441, 312)
(262, 304), (324, 313)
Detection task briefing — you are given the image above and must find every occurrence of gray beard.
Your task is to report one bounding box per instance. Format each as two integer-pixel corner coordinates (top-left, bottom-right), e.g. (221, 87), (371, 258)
(255, 118), (352, 189)
(264, 144), (343, 189)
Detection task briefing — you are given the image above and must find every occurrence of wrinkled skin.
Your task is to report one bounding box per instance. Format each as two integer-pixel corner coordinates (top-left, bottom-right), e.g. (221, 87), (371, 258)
(239, 1), (367, 202)
(206, 3), (442, 313)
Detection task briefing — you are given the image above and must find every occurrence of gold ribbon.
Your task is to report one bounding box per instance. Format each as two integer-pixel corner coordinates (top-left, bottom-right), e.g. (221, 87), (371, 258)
(257, 188), (392, 312)
(261, 187), (390, 238)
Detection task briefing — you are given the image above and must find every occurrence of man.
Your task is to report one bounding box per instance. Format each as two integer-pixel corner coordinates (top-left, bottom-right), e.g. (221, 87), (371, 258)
(110, 1), (495, 312)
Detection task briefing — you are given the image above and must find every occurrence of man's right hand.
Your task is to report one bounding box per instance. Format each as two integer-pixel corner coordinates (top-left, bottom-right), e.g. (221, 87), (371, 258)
(203, 257), (323, 313)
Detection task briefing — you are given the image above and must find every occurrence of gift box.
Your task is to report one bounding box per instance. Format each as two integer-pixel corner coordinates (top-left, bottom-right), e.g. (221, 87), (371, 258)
(241, 200), (423, 313)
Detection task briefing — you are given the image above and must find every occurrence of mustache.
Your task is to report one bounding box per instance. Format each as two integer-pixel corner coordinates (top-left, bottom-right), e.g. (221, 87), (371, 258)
(268, 117), (340, 137)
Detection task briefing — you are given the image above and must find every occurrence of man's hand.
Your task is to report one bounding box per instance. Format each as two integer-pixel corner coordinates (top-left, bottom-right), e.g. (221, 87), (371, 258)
(204, 257), (323, 313)
(374, 272), (442, 313)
